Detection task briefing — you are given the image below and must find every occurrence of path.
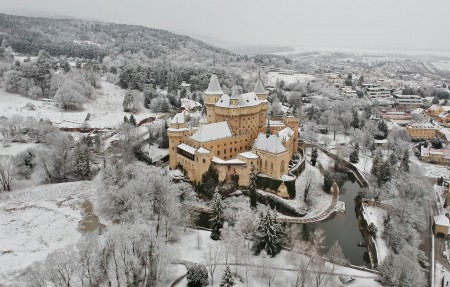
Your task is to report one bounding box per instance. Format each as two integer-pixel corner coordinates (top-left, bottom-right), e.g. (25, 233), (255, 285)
(170, 259), (379, 287)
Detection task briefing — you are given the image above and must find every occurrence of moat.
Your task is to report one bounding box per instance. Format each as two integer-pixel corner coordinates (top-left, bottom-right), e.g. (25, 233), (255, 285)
(196, 173), (369, 267)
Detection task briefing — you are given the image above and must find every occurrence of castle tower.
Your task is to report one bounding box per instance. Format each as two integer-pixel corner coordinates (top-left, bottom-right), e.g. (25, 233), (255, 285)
(254, 78), (269, 128)
(283, 115), (300, 153)
(204, 74), (223, 124)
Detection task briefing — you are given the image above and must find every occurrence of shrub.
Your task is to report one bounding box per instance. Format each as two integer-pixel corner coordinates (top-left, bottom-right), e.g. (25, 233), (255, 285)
(187, 264), (208, 287)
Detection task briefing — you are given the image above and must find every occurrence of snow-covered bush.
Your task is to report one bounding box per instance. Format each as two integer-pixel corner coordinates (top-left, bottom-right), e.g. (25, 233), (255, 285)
(186, 264), (208, 287)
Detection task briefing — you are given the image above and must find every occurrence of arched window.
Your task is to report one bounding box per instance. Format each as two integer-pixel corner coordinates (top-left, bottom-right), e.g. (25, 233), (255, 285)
(270, 162), (273, 171)
(265, 160), (267, 170)
(280, 160), (285, 173)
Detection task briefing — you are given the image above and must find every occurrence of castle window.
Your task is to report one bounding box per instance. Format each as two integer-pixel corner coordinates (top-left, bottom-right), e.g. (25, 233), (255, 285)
(230, 148), (232, 152)
(203, 159), (206, 163)
(265, 160), (267, 169)
(218, 151), (220, 155)
(280, 160), (285, 173)
(224, 149), (226, 154)
(271, 162), (273, 171)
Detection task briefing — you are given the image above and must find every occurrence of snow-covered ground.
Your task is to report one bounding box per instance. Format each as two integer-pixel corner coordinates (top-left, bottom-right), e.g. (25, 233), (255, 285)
(0, 142), (40, 156)
(141, 143), (169, 161)
(0, 80), (161, 129)
(267, 71), (315, 86)
(435, 262), (450, 287)
(362, 204), (389, 262)
(171, 228), (381, 287)
(0, 181), (96, 284)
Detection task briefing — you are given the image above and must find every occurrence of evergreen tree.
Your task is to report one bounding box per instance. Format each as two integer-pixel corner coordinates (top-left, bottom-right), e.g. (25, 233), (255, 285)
(432, 96), (440, 105)
(311, 147), (318, 166)
(400, 150), (410, 173)
(377, 160), (391, 187)
(187, 264), (208, 287)
(371, 150), (383, 177)
(389, 152), (398, 167)
(249, 164), (258, 209)
(252, 210), (284, 257)
(377, 120), (389, 139)
(159, 122), (169, 148)
(81, 145), (91, 179)
(75, 142), (83, 179)
(324, 171), (333, 192)
(129, 114), (137, 126)
(209, 193), (224, 240)
(219, 266), (235, 287)
(123, 116), (128, 123)
(351, 110), (359, 129)
(349, 147), (359, 163)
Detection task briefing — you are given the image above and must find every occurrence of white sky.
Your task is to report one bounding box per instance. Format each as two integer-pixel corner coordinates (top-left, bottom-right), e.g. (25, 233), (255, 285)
(0, 0), (449, 51)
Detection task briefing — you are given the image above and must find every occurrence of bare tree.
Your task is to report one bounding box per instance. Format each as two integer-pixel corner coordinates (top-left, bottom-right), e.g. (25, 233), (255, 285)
(0, 156), (15, 191)
(326, 241), (349, 273)
(45, 246), (77, 287)
(202, 242), (222, 285)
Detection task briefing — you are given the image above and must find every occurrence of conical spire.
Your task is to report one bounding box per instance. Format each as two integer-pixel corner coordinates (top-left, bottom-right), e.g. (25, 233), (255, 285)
(254, 78), (268, 95)
(205, 74), (223, 95)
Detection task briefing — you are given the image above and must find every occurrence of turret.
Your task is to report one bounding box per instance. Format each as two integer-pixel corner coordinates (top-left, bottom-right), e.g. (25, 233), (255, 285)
(230, 86), (239, 106)
(204, 74), (223, 124)
(254, 78), (268, 101)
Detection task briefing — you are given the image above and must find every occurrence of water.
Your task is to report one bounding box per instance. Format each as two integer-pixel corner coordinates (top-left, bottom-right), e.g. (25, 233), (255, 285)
(195, 173), (369, 267)
(79, 200), (106, 234)
(302, 174), (369, 267)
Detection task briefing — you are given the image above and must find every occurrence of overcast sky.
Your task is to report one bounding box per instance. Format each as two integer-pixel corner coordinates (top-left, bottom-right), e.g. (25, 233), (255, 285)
(1, 0), (449, 51)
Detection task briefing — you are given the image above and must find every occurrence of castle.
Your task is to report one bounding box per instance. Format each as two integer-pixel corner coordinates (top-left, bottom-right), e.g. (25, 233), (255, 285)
(168, 74), (299, 198)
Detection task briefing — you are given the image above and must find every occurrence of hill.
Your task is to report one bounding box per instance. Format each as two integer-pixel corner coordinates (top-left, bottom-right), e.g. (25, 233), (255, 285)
(0, 13), (234, 61)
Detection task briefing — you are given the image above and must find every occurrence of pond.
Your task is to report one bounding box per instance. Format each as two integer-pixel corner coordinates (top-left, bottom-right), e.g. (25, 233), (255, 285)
(301, 173), (369, 267)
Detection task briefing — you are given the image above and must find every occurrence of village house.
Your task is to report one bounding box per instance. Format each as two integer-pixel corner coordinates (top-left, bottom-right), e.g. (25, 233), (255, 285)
(420, 146), (450, 164)
(168, 74), (299, 198)
(406, 122), (439, 140)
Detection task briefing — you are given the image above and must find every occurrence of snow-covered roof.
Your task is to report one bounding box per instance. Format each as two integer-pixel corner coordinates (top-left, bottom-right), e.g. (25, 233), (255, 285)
(177, 143), (197, 154)
(215, 92), (261, 108)
(429, 104), (441, 111)
(254, 79), (268, 94)
(205, 74), (223, 95)
(212, 157), (246, 165)
(197, 147), (211, 154)
(170, 112), (186, 124)
(180, 98), (201, 110)
(434, 214), (450, 227)
(411, 108), (425, 115)
(278, 127), (294, 141)
(443, 106), (450, 112)
(189, 121), (232, 142)
(253, 133), (287, 154)
(239, 151), (259, 159)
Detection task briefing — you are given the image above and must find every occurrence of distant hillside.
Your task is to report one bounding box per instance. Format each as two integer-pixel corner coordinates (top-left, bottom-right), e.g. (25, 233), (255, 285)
(0, 13), (234, 60)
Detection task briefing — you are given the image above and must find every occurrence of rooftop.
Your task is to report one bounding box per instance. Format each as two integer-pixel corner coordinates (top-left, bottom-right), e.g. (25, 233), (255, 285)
(253, 133), (287, 154)
(189, 121), (232, 143)
(215, 92), (262, 108)
(205, 74), (223, 95)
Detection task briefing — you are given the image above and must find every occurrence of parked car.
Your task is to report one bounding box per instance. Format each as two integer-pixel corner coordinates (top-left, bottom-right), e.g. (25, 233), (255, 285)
(443, 250), (448, 258)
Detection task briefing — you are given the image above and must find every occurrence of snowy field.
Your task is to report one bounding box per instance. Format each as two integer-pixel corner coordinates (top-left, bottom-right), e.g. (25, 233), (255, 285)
(267, 71), (315, 86)
(0, 142), (40, 156)
(432, 61), (450, 72)
(171, 228), (381, 287)
(0, 80), (161, 129)
(0, 181), (95, 284)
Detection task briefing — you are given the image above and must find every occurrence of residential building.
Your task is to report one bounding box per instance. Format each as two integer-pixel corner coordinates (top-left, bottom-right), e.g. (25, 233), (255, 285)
(406, 122), (438, 140)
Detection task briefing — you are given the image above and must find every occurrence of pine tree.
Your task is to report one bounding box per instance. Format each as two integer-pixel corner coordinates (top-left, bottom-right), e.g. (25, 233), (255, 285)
(74, 142), (83, 178)
(129, 114), (137, 126)
(311, 147), (318, 166)
(159, 122), (169, 148)
(400, 149), (410, 173)
(324, 171), (333, 192)
(350, 147), (359, 163)
(371, 150), (383, 177)
(219, 266), (235, 287)
(252, 210), (284, 257)
(249, 164), (258, 209)
(378, 120), (389, 139)
(389, 153), (398, 167)
(82, 145), (91, 179)
(123, 116), (128, 123)
(209, 193), (224, 240)
(351, 110), (359, 129)
(377, 160), (391, 187)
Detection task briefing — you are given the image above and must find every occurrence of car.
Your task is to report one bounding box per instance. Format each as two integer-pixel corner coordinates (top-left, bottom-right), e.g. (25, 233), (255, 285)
(443, 250), (448, 258)
(448, 259), (450, 265)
